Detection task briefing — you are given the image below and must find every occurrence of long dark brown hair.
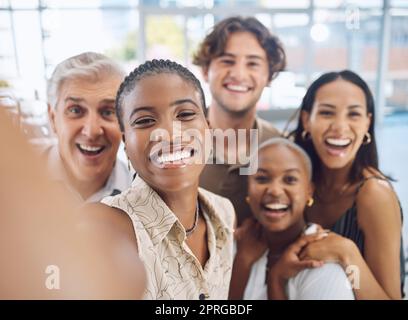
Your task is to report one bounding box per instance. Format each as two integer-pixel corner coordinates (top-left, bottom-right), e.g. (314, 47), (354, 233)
(289, 70), (388, 184)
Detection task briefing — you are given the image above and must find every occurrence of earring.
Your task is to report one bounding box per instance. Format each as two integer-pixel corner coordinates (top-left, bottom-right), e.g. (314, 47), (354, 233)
(307, 198), (314, 207)
(245, 196), (250, 204)
(301, 130), (310, 140)
(363, 132), (371, 145)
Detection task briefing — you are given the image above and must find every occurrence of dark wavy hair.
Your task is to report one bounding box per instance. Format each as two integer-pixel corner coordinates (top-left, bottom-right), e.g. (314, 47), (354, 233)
(192, 16), (286, 82)
(289, 70), (386, 184)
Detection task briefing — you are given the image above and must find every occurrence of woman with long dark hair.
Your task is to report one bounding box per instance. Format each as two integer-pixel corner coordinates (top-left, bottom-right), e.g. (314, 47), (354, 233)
(289, 70), (405, 299)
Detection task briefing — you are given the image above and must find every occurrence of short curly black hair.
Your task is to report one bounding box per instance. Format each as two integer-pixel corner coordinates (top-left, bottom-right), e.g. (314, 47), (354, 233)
(193, 16), (286, 82)
(115, 59), (207, 131)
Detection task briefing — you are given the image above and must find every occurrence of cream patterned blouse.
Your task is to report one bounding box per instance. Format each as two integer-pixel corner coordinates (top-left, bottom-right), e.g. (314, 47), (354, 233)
(101, 175), (235, 300)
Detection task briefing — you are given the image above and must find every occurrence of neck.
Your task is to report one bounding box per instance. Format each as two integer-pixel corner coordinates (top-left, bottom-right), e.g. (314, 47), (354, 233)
(318, 162), (353, 192)
(63, 162), (110, 201)
(208, 102), (256, 132)
(156, 183), (199, 230)
(265, 219), (306, 256)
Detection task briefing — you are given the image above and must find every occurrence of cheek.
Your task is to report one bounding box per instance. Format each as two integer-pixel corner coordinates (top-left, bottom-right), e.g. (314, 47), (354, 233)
(124, 132), (147, 162)
(248, 183), (262, 206)
(105, 123), (122, 145)
(290, 188), (308, 207)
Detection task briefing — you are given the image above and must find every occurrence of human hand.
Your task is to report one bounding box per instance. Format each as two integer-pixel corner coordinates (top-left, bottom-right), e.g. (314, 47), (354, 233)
(298, 232), (356, 267)
(270, 232), (328, 281)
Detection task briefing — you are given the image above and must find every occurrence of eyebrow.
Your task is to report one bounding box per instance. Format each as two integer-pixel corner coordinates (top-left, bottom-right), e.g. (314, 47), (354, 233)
(64, 97), (115, 105)
(64, 97), (85, 103)
(318, 103), (364, 109)
(256, 168), (302, 174)
(220, 52), (265, 61)
(129, 99), (200, 120)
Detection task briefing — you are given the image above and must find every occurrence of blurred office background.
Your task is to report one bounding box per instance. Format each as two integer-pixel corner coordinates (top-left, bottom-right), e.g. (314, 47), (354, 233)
(0, 0), (407, 294)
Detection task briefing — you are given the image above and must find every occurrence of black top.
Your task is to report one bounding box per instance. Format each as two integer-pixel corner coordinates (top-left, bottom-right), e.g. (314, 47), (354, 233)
(330, 176), (406, 297)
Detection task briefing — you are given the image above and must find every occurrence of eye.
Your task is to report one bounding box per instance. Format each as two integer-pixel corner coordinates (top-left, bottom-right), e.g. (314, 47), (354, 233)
(100, 108), (116, 119)
(349, 111), (362, 118)
(177, 110), (196, 121)
(248, 61), (260, 67)
(220, 59), (234, 66)
(66, 105), (83, 117)
(283, 175), (298, 185)
(318, 110), (334, 117)
(254, 175), (269, 184)
(131, 116), (156, 128)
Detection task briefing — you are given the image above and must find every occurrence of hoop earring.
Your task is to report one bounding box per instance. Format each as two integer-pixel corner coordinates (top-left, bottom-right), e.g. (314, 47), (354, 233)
(301, 130), (310, 141)
(363, 132), (371, 145)
(307, 198), (314, 207)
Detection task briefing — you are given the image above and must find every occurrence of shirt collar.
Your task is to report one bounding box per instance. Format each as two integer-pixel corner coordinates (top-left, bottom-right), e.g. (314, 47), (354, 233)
(129, 175), (231, 246)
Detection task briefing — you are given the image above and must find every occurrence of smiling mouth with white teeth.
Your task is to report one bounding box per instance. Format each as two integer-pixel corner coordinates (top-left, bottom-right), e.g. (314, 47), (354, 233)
(261, 202), (290, 219)
(151, 148), (196, 168)
(325, 138), (352, 148)
(76, 144), (105, 156)
(224, 84), (251, 93)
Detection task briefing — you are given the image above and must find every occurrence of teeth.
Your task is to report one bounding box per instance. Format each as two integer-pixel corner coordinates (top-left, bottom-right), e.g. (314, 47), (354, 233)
(79, 144), (103, 152)
(326, 138), (351, 147)
(226, 84), (249, 92)
(157, 150), (191, 164)
(264, 203), (289, 210)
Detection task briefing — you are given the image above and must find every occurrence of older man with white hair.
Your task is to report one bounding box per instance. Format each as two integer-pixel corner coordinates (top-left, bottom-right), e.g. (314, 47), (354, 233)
(45, 52), (131, 202)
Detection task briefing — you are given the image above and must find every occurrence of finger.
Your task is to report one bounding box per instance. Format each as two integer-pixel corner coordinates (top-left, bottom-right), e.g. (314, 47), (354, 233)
(288, 233), (327, 254)
(297, 260), (324, 270)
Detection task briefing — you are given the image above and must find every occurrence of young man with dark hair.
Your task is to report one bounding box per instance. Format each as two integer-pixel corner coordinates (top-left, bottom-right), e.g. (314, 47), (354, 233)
(193, 16), (286, 225)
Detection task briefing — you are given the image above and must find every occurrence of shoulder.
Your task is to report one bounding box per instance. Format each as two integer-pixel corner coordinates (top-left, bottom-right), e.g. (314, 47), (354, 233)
(256, 117), (281, 142)
(289, 263), (354, 300)
(357, 169), (399, 212)
(78, 202), (138, 251)
(356, 170), (401, 230)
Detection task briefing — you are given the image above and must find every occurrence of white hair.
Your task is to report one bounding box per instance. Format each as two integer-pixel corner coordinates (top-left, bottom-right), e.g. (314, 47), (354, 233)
(47, 52), (125, 108)
(250, 137), (313, 180)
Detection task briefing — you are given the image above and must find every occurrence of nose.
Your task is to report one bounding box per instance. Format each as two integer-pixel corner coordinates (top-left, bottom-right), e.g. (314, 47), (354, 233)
(264, 180), (284, 198)
(150, 118), (183, 149)
(330, 114), (349, 133)
(229, 60), (247, 81)
(81, 113), (104, 138)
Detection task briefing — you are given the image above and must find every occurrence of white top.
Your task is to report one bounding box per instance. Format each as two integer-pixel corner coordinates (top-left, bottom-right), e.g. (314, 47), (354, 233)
(243, 250), (355, 300)
(42, 143), (132, 203)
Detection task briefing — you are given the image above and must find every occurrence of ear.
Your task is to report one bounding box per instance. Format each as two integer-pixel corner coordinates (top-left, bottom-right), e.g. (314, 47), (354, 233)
(366, 112), (372, 131)
(308, 181), (315, 199)
(201, 66), (209, 83)
(301, 110), (311, 132)
(47, 104), (57, 134)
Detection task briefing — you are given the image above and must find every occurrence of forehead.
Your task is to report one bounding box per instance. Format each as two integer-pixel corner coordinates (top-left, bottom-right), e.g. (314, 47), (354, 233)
(315, 79), (367, 108)
(223, 31), (267, 58)
(123, 73), (201, 108)
(257, 144), (308, 174)
(58, 76), (121, 101)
